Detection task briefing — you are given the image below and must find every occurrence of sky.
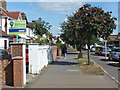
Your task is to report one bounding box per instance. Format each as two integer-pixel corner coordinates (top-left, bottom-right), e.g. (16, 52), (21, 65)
(7, 1), (119, 36)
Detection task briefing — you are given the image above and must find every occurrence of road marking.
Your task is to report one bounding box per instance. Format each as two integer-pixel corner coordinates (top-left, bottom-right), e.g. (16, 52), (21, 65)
(84, 53), (120, 85)
(90, 58), (120, 85)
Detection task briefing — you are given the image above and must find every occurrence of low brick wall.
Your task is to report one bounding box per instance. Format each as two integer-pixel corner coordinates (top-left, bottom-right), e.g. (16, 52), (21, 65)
(2, 60), (13, 86)
(52, 45), (57, 61)
(58, 49), (62, 56)
(0, 60), (2, 89)
(13, 57), (23, 87)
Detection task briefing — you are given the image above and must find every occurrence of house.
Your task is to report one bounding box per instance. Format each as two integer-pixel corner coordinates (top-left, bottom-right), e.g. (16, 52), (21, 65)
(0, 0), (36, 44)
(0, 29), (9, 49)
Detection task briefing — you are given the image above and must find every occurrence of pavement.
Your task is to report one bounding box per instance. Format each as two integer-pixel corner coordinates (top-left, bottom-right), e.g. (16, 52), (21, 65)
(26, 47), (118, 88)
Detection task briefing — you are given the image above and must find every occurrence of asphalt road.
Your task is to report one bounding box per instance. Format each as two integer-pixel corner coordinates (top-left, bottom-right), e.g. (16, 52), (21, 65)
(83, 49), (119, 85)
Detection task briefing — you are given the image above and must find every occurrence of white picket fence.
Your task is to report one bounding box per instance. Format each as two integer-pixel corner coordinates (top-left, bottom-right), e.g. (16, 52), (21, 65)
(28, 43), (53, 74)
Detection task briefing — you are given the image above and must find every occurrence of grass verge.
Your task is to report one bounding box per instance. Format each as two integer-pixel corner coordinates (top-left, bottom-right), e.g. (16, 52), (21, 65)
(78, 58), (104, 75)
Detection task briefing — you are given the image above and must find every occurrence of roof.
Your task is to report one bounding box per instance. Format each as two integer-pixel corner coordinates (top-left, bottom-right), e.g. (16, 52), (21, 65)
(6, 11), (20, 19)
(19, 34), (30, 39)
(9, 34), (21, 38)
(1, 11), (7, 16)
(0, 30), (9, 37)
(1, 11), (20, 19)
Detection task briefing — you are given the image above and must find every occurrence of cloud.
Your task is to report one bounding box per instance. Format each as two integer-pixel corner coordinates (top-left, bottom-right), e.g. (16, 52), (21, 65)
(49, 26), (62, 36)
(39, 2), (85, 14)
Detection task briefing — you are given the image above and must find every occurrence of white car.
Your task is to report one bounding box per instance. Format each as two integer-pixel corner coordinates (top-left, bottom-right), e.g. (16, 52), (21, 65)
(90, 46), (96, 52)
(83, 44), (93, 50)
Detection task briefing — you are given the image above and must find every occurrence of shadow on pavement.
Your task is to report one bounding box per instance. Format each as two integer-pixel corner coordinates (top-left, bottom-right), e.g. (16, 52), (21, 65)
(91, 53), (98, 56)
(100, 59), (111, 62)
(107, 63), (120, 67)
(51, 61), (79, 66)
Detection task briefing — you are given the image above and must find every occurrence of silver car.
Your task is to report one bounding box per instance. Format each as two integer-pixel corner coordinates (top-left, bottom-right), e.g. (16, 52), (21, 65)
(109, 48), (120, 61)
(99, 47), (111, 56)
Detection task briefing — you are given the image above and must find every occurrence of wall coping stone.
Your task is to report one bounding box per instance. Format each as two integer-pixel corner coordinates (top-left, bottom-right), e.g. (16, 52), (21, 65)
(12, 56), (23, 60)
(10, 43), (26, 45)
(28, 43), (39, 45)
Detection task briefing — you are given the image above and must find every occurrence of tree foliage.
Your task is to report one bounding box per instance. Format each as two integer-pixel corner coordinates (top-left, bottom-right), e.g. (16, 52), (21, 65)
(61, 3), (117, 48)
(31, 18), (52, 36)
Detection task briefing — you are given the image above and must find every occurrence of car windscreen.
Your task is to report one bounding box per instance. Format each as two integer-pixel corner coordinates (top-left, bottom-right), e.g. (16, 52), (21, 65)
(103, 47), (111, 50)
(92, 46), (96, 48)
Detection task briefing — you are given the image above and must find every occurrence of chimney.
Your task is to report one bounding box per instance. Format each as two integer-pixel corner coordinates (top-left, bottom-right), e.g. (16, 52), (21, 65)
(1, 0), (6, 10)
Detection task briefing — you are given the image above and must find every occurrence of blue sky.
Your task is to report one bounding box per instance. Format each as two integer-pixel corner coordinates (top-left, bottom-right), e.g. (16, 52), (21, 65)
(7, 2), (118, 36)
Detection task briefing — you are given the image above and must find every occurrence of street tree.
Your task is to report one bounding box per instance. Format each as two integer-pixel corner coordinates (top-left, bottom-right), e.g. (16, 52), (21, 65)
(61, 4), (117, 65)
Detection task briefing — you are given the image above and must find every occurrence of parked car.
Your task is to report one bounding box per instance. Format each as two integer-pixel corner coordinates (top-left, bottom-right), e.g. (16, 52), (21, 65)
(99, 47), (111, 56)
(83, 44), (93, 50)
(109, 47), (120, 61)
(90, 46), (96, 52)
(0, 49), (11, 60)
(95, 46), (103, 55)
(107, 45), (116, 50)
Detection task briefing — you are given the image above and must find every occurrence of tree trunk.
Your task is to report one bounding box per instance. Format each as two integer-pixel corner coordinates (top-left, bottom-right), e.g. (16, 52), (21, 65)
(88, 37), (90, 65)
(79, 44), (82, 53)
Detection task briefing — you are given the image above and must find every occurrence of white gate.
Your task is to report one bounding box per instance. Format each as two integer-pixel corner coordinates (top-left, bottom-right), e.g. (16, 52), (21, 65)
(28, 43), (53, 74)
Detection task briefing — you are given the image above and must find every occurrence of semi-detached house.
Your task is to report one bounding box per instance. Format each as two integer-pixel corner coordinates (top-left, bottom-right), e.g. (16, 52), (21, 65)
(0, 0), (35, 49)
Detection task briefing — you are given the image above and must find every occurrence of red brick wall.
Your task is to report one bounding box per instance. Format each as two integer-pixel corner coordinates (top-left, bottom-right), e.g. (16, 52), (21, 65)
(58, 49), (62, 56)
(12, 45), (22, 57)
(52, 45), (57, 61)
(13, 59), (23, 87)
(11, 44), (24, 87)
(0, 60), (2, 86)
(2, 60), (13, 86)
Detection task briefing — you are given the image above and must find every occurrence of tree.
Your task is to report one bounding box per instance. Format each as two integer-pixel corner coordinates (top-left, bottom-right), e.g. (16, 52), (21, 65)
(61, 4), (117, 65)
(31, 18), (52, 36)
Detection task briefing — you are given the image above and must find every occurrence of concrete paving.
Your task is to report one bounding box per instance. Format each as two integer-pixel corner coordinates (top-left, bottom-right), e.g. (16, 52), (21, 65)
(26, 47), (118, 88)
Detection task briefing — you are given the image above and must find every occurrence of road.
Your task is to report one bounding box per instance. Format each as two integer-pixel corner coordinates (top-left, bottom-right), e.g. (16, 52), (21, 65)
(83, 50), (119, 85)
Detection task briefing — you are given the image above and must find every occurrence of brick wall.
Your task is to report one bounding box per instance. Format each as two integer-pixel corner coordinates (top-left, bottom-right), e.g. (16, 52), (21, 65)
(0, 60), (2, 88)
(12, 45), (22, 57)
(52, 45), (57, 61)
(1, 0), (6, 10)
(10, 43), (25, 87)
(2, 60), (13, 86)
(13, 58), (23, 87)
(58, 49), (62, 56)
